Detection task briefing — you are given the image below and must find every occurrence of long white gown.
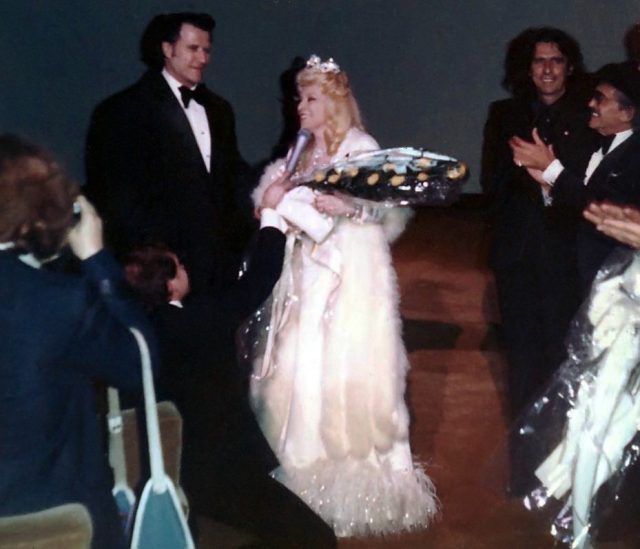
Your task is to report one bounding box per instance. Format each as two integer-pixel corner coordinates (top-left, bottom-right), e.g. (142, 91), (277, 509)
(250, 127), (438, 537)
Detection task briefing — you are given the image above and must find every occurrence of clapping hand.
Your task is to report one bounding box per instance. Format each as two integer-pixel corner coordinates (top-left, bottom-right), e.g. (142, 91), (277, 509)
(509, 128), (557, 173)
(584, 202), (640, 249)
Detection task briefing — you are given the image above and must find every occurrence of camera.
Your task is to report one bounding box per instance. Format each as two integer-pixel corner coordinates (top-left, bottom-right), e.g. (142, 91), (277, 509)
(71, 200), (82, 226)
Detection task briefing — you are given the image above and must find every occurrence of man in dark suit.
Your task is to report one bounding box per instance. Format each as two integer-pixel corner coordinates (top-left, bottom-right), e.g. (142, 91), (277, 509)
(512, 62), (640, 294)
(124, 182), (336, 548)
(0, 135), (156, 549)
(482, 27), (594, 418)
(85, 12), (250, 293)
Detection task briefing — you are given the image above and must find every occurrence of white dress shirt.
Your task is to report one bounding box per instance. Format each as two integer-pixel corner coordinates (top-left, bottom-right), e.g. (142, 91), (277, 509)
(543, 129), (634, 186)
(162, 69), (212, 172)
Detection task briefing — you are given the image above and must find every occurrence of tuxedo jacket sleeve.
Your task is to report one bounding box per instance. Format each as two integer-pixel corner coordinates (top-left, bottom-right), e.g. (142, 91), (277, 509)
(158, 226), (285, 356)
(152, 226), (285, 395)
(481, 99), (516, 202)
(85, 81), (166, 255)
(206, 226), (286, 327)
(549, 166), (590, 214)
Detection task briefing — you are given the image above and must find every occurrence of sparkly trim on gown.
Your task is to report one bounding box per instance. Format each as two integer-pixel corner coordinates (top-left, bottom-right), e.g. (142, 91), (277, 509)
(250, 128), (438, 537)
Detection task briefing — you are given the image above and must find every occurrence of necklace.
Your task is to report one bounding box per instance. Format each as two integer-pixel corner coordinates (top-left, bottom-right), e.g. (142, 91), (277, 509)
(296, 145), (330, 180)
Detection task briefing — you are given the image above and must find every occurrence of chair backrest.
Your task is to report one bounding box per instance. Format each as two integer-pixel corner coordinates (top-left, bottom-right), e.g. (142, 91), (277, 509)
(121, 401), (184, 493)
(0, 503), (92, 549)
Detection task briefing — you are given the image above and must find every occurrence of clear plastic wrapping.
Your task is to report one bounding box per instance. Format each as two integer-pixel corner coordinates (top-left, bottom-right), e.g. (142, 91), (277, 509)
(511, 248), (640, 548)
(295, 147), (468, 206)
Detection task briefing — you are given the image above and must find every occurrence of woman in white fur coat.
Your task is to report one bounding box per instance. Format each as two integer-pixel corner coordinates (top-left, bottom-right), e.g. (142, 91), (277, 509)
(249, 55), (437, 537)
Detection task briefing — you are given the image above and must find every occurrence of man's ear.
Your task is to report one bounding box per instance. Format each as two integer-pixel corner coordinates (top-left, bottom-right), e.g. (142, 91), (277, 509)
(166, 277), (177, 301)
(568, 65), (574, 75)
(621, 105), (635, 123)
(161, 41), (172, 60)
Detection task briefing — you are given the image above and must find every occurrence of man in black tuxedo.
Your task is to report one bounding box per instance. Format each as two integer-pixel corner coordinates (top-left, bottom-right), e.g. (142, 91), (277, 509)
(482, 27), (594, 418)
(512, 62), (640, 294)
(85, 12), (250, 292)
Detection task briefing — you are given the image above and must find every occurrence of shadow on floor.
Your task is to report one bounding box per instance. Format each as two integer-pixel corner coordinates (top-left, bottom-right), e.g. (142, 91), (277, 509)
(402, 317), (501, 352)
(402, 318), (462, 352)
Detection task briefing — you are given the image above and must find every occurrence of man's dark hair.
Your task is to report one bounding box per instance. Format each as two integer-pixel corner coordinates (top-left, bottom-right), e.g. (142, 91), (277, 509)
(614, 88), (635, 111)
(624, 22), (640, 65)
(140, 12), (216, 70)
(600, 67), (640, 129)
(614, 89), (640, 129)
(124, 243), (178, 311)
(502, 27), (586, 98)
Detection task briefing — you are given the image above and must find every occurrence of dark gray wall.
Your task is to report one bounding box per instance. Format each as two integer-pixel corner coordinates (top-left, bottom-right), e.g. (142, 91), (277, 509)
(1, 1), (637, 191)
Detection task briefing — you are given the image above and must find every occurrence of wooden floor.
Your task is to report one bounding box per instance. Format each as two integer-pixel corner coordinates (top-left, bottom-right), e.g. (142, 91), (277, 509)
(338, 198), (554, 549)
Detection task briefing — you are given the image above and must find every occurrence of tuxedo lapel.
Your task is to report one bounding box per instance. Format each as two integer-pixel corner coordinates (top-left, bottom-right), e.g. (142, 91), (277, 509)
(585, 132), (640, 206)
(588, 132), (639, 189)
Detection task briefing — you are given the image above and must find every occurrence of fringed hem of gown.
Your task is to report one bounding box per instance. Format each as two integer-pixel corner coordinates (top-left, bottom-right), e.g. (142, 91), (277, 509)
(272, 457), (439, 538)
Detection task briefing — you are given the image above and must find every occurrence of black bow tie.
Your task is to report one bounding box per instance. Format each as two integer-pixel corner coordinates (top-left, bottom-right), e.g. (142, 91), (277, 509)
(179, 84), (206, 108)
(600, 134), (615, 155)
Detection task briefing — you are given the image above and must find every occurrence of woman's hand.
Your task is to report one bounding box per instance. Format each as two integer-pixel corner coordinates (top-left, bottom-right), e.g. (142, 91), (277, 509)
(584, 201), (640, 249)
(257, 173), (293, 217)
(67, 195), (104, 260)
(314, 193), (358, 217)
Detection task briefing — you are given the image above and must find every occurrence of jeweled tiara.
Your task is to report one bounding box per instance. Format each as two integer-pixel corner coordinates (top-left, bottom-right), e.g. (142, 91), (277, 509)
(306, 54), (341, 74)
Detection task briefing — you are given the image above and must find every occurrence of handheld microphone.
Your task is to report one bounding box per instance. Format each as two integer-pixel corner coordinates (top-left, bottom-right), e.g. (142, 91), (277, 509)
(285, 128), (312, 174)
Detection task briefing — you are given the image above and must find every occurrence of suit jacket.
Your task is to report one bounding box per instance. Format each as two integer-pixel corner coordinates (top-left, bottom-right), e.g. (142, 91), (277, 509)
(551, 131), (640, 290)
(482, 91), (595, 271)
(150, 227), (286, 513)
(85, 70), (251, 291)
(0, 250), (156, 549)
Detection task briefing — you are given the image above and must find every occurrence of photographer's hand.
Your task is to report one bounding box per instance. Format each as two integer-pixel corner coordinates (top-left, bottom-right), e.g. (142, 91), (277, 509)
(68, 195), (104, 260)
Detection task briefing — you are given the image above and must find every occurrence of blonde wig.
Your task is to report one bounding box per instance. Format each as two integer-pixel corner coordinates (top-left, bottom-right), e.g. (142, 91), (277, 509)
(297, 67), (364, 160)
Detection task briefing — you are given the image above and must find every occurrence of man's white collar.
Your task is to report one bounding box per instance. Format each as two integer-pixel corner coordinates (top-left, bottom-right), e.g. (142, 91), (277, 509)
(162, 68), (197, 91)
